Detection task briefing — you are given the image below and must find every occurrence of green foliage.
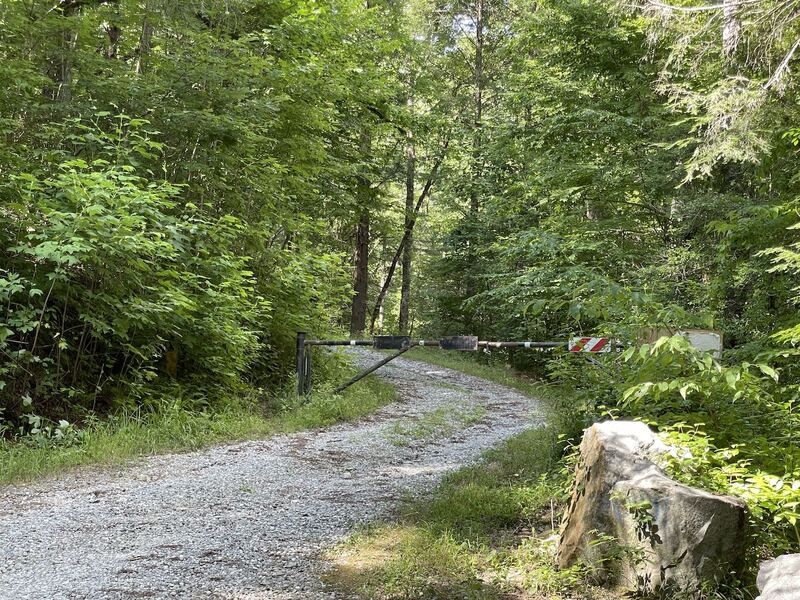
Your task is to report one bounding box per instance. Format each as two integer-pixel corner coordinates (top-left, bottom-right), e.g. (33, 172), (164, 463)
(1, 127), (265, 419)
(326, 424), (604, 600)
(558, 335), (800, 562)
(0, 0), (404, 432)
(761, 217), (800, 345)
(660, 424), (800, 555)
(1, 0), (799, 588)
(411, 0), (800, 580)
(0, 353), (396, 485)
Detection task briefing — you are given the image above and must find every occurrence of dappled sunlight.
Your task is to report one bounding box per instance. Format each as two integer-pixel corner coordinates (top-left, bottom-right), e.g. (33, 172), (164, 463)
(390, 463), (459, 477)
(0, 0), (797, 595)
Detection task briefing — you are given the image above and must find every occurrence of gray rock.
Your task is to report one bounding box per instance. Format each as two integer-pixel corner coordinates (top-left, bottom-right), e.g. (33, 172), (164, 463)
(757, 554), (800, 600)
(557, 420), (748, 595)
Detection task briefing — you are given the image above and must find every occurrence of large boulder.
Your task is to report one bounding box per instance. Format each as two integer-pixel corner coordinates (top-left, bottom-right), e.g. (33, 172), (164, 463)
(557, 420), (748, 595)
(757, 554), (800, 600)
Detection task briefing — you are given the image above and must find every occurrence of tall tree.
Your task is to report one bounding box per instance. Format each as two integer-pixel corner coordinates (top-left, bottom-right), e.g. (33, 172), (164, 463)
(471, 0), (486, 215)
(399, 97), (416, 334)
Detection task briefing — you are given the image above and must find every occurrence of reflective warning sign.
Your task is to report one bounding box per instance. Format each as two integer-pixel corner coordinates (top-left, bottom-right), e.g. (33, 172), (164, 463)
(569, 337), (611, 353)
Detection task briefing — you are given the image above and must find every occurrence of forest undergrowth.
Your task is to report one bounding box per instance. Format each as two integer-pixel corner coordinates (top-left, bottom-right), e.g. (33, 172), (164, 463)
(327, 349), (771, 599)
(0, 353), (395, 485)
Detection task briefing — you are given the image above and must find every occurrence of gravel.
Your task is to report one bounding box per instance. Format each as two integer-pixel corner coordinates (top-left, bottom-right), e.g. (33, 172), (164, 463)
(0, 348), (545, 599)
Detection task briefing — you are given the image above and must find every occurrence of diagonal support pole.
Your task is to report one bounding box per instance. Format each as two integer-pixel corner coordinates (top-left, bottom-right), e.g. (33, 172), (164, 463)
(334, 346), (411, 394)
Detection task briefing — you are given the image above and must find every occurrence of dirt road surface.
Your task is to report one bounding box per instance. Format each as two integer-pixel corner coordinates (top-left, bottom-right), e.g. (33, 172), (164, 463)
(0, 349), (543, 599)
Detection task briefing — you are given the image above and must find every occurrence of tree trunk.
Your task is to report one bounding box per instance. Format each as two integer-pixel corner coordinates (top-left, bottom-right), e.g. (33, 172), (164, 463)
(369, 141), (449, 333)
(350, 127), (373, 337)
(722, 0), (740, 67)
(464, 0), (485, 303)
(46, 3), (80, 101)
(104, 23), (121, 59)
(399, 108), (415, 334)
(377, 271), (386, 331)
(136, 5), (153, 75)
(350, 210), (370, 336)
(470, 0), (485, 215)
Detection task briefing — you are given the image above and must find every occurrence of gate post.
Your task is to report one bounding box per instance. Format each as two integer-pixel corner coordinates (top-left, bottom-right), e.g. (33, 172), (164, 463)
(304, 345), (312, 395)
(295, 332), (307, 396)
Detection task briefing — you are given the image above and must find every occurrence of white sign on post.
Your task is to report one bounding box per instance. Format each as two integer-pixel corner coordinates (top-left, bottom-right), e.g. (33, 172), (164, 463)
(677, 329), (723, 359)
(640, 328), (723, 359)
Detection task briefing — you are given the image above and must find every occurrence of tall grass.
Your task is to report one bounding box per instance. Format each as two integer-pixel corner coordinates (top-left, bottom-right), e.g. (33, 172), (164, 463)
(0, 355), (396, 485)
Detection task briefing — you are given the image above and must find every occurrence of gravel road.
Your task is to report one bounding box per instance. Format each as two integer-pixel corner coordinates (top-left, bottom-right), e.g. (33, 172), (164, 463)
(0, 349), (545, 600)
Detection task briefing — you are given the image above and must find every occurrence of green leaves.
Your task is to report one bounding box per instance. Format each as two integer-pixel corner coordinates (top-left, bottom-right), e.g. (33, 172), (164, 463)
(758, 364), (779, 382)
(0, 0), (378, 422)
(0, 131), (271, 417)
(611, 335), (800, 552)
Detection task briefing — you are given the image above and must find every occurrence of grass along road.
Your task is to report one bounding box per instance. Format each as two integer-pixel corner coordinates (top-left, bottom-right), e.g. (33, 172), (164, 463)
(325, 348), (622, 600)
(0, 358), (395, 486)
(0, 348), (543, 599)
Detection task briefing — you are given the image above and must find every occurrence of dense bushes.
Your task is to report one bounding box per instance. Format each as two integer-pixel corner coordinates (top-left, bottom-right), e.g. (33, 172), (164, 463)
(0, 0), (395, 432)
(620, 338), (800, 558)
(545, 335), (800, 569)
(0, 126), (266, 421)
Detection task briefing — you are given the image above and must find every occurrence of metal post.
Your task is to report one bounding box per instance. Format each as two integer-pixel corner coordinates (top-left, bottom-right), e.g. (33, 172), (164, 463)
(295, 332), (307, 396)
(304, 346), (313, 394)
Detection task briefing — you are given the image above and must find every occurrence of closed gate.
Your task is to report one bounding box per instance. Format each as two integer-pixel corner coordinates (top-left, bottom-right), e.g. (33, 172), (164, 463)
(295, 333), (618, 396)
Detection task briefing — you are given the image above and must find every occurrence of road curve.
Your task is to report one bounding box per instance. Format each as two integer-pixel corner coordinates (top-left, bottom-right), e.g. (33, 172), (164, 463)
(0, 349), (544, 599)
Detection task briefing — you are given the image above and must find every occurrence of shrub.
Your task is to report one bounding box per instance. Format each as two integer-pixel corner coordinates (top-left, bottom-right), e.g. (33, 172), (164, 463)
(560, 335), (800, 560)
(0, 128), (268, 423)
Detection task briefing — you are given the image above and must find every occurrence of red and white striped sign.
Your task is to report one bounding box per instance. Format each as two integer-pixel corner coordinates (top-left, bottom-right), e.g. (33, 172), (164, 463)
(569, 337), (611, 353)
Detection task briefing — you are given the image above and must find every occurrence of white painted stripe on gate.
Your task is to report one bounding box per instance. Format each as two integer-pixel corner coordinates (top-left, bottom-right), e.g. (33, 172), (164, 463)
(569, 336), (612, 352)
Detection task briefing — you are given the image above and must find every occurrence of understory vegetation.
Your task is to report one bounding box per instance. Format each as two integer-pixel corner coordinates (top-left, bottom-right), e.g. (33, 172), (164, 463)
(0, 355), (395, 485)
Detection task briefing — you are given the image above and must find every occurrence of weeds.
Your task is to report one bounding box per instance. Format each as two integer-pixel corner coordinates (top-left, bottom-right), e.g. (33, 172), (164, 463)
(0, 354), (396, 486)
(386, 404), (487, 446)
